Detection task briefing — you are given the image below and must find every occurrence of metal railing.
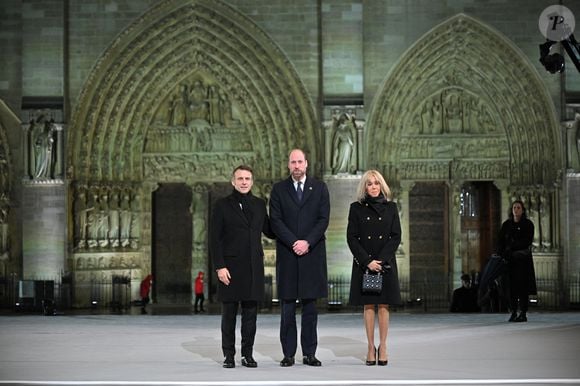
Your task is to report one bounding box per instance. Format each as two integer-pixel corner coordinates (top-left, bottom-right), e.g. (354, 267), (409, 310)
(1, 272), (578, 314)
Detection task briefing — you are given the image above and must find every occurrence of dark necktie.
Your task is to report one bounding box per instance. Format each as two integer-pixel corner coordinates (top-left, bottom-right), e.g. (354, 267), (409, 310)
(296, 181), (303, 201)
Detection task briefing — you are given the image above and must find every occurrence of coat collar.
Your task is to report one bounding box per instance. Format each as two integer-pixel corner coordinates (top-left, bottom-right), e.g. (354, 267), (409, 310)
(286, 176), (313, 205)
(226, 193), (248, 224)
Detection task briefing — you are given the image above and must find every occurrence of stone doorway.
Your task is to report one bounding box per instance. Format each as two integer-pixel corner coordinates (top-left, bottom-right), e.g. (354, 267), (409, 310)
(459, 182), (501, 275)
(151, 183), (193, 305)
(409, 182), (449, 295)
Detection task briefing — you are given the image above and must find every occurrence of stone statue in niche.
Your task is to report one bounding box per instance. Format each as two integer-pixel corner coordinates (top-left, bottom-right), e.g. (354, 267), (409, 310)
(97, 188), (110, 248)
(190, 183), (207, 251)
(189, 80), (209, 123)
(74, 185), (90, 249)
(0, 193), (9, 256)
(108, 188), (121, 248)
(0, 152), (8, 193)
(130, 190), (140, 249)
(420, 97), (443, 134)
(86, 186), (100, 248)
(443, 90), (463, 134)
(120, 188), (132, 248)
(208, 85), (221, 125)
(28, 113), (57, 179)
(539, 191), (552, 251)
(563, 113), (580, 171)
(331, 113), (356, 174)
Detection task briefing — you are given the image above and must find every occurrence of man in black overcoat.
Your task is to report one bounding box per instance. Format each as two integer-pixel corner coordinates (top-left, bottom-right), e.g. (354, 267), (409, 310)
(210, 165), (275, 368)
(269, 149), (330, 367)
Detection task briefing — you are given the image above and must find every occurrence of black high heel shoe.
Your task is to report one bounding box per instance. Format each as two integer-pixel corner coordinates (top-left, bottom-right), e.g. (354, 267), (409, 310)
(377, 345), (388, 366)
(365, 347), (377, 366)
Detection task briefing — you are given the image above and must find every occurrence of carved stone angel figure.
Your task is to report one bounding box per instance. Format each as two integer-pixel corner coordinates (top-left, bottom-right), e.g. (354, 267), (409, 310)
(331, 113), (356, 174)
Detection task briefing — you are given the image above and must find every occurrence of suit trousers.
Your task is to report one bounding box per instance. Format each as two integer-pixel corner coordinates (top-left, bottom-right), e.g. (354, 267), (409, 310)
(221, 300), (258, 357)
(280, 298), (318, 357)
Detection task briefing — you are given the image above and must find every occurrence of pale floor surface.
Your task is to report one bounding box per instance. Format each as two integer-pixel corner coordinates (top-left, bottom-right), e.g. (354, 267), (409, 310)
(0, 311), (579, 386)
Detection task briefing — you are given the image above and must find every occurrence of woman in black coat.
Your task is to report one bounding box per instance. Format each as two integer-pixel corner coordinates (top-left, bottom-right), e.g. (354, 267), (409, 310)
(347, 170), (401, 366)
(497, 199), (536, 322)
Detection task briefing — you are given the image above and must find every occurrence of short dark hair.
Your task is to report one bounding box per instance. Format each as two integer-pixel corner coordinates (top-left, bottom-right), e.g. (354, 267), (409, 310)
(232, 165), (253, 178)
(460, 274), (471, 282)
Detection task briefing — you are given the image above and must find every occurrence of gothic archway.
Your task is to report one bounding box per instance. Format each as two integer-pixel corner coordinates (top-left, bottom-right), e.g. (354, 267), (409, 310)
(366, 14), (562, 186)
(67, 0), (318, 183)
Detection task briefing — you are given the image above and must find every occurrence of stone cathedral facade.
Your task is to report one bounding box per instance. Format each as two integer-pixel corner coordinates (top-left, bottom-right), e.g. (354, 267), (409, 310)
(0, 0), (579, 309)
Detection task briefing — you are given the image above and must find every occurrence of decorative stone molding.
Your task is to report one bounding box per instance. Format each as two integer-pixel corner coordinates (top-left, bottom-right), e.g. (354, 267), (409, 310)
(366, 14), (562, 188)
(67, 0), (318, 183)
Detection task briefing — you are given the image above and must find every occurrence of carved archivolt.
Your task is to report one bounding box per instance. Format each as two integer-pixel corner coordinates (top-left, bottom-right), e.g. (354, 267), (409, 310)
(366, 14), (561, 186)
(67, 0), (318, 183)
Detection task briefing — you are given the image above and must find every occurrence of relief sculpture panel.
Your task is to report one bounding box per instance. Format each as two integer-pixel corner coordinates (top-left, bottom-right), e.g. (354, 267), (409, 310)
(145, 76), (247, 155)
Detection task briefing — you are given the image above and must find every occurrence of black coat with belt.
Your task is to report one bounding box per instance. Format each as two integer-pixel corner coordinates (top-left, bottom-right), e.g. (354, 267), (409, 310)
(269, 176), (330, 300)
(210, 191), (274, 302)
(347, 198), (402, 305)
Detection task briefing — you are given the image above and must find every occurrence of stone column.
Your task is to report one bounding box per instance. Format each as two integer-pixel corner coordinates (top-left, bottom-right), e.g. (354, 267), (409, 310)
(22, 182), (66, 279)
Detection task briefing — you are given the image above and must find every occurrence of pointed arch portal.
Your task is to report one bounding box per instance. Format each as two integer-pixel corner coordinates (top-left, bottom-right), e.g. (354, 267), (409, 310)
(68, 0), (318, 183)
(366, 14), (562, 187)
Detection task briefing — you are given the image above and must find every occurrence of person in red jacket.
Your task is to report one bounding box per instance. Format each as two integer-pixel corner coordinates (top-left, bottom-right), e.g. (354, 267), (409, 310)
(140, 274), (153, 314)
(194, 271), (205, 314)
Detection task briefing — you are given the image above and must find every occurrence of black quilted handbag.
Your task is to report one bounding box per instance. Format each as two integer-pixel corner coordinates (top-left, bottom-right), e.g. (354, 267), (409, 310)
(362, 270), (383, 293)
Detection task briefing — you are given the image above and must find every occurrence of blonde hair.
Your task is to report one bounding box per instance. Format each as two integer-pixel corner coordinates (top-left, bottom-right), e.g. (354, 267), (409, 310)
(356, 170), (391, 202)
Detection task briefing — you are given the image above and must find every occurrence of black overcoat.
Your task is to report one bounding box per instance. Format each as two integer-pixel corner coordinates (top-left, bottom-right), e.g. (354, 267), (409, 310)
(497, 218), (537, 296)
(347, 199), (402, 305)
(210, 192), (274, 302)
(269, 176), (330, 300)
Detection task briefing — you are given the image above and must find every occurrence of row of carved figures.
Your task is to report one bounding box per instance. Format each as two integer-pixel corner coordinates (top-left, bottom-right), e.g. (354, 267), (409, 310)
(162, 80), (235, 127)
(74, 185), (141, 250)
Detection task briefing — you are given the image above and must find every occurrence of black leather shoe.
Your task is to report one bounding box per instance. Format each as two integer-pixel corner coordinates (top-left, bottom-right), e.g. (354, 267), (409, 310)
(508, 312), (517, 322)
(302, 354), (322, 366)
(515, 312), (527, 322)
(241, 356), (257, 368)
(280, 356), (295, 367)
(223, 356), (235, 368)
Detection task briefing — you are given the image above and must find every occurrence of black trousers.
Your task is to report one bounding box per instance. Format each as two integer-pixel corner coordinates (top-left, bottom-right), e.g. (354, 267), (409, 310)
(221, 301), (258, 358)
(194, 293), (205, 311)
(280, 298), (318, 358)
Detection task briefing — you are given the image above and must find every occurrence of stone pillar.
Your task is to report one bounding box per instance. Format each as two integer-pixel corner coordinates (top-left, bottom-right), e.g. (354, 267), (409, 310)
(449, 181), (463, 288)
(398, 180), (414, 284)
(22, 182), (66, 279)
(325, 175), (361, 276)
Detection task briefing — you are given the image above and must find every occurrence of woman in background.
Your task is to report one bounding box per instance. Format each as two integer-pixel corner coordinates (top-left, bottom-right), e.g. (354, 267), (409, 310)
(347, 170), (401, 366)
(497, 200), (536, 322)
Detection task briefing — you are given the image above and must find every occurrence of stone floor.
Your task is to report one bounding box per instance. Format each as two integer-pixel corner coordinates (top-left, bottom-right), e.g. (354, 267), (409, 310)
(0, 310), (579, 386)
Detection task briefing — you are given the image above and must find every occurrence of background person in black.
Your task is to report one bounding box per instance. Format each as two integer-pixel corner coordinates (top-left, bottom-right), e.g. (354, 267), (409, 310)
(497, 200), (536, 322)
(450, 273), (479, 313)
(347, 170), (401, 366)
(210, 165), (275, 368)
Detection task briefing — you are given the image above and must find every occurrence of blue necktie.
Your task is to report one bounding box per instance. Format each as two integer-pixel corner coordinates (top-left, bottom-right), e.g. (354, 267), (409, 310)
(296, 181), (303, 201)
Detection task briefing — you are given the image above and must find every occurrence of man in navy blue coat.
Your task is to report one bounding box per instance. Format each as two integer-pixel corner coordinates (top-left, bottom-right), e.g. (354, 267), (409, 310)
(269, 149), (330, 367)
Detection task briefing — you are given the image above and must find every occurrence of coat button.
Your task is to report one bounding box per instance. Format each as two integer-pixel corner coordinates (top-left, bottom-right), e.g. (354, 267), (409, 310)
(368, 236), (371, 239)
(366, 217), (370, 220)
(378, 217), (382, 220)
(379, 235), (383, 239)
